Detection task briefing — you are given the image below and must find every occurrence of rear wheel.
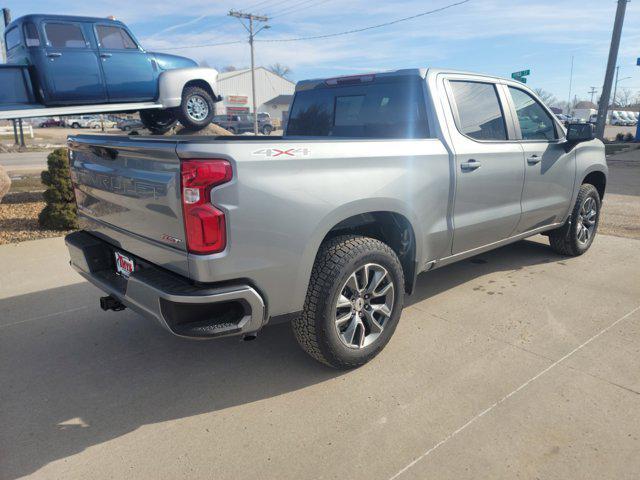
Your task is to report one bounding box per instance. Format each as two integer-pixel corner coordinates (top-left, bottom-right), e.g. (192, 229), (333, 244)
(292, 235), (405, 369)
(176, 86), (216, 130)
(262, 125), (273, 136)
(548, 183), (601, 256)
(139, 109), (177, 135)
(71, 123), (80, 129)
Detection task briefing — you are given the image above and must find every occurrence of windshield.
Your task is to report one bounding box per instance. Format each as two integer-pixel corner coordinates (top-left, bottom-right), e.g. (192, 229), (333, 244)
(287, 77), (429, 138)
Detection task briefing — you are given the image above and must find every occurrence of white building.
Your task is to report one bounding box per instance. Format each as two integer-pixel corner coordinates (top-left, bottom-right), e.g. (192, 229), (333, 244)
(215, 67), (295, 123)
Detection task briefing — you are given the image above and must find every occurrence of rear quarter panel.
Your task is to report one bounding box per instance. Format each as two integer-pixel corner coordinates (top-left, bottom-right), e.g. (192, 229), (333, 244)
(176, 138), (451, 318)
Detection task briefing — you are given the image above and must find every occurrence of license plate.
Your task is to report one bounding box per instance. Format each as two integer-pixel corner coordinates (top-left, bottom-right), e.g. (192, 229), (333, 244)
(114, 251), (135, 278)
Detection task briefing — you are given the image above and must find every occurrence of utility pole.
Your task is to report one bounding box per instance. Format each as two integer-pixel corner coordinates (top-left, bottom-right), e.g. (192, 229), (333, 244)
(566, 55), (574, 115)
(588, 87), (598, 104)
(595, 0), (628, 139)
(1, 8), (11, 62)
(611, 66), (620, 111)
(229, 10), (270, 135)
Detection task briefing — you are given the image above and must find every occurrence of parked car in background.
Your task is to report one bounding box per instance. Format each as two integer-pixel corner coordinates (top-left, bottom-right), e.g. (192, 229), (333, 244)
(87, 118), (117, 129)
(38, 118), (64, 128)
(116, 119), (143, 132)
(65, 115), (98, 128)
(66, 68), (607, 368)
(1, 14), (220, 132)
(212, 113), (274, 135)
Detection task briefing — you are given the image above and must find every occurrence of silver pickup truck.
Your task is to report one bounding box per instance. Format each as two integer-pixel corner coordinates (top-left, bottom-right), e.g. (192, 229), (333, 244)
(65, 68), (607, 368)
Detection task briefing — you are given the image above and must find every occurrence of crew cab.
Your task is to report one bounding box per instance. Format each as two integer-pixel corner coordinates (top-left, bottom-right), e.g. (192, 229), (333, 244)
(65, 68), (608, 368)
(1, 14), (220, 131)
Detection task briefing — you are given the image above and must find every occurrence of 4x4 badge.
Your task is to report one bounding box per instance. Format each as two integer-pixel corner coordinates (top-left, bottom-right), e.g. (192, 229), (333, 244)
(252, 147), (310, 158)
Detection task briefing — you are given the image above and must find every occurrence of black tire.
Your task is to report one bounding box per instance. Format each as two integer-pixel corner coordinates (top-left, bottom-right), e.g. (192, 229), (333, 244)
(175, 86), (216, 130)
(71, 123), (80, 129)
(292, 235), (405, 369)
(262, 125), (273, 136)
(548, 183), (601, 256)
(139, 109), (177, 135)
(227, 127), (236, 135)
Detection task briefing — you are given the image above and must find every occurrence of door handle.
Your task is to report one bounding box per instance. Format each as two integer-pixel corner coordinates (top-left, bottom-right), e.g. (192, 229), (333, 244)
(46, 52), (62, 58)
(461, 159), (481, 171)
(527, 154), (541, 165)
(100, 53), (112, 59)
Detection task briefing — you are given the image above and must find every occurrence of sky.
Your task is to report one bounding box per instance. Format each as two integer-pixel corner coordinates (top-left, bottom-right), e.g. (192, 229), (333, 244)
(4, 0), (640, 107)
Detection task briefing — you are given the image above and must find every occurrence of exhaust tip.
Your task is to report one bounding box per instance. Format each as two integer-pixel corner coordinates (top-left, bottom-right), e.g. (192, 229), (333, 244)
(242, 333), (258, 342)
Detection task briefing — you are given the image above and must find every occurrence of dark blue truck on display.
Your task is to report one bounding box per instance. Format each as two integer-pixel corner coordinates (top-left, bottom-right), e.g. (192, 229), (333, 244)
(1, 14), (221, 132)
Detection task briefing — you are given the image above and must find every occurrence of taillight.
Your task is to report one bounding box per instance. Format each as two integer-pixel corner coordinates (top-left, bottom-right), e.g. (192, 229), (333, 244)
(180, 159), (232, 254)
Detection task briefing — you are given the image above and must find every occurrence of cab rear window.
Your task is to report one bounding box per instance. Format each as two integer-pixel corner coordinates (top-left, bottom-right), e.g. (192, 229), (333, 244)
(287, 78), (430, 138)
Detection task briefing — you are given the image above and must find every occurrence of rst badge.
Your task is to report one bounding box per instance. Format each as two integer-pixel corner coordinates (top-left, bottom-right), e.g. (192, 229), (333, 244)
(252, 147), (310, 158)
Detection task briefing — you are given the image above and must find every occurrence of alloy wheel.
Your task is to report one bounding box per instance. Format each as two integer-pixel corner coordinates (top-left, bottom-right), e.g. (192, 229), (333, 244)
(334, 263), (395, 349)
(577, 196), (597, 245)
(186, 95), (209, 121)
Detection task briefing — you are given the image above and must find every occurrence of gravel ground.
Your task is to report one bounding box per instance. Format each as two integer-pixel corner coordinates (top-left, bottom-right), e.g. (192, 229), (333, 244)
(0, 191), (72, 244)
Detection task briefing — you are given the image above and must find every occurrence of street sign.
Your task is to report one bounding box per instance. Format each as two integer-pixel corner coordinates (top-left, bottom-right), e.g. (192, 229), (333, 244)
(637, 57), (640, 66)
(518, 77), (527, 83)
(511, 69), (530, 78)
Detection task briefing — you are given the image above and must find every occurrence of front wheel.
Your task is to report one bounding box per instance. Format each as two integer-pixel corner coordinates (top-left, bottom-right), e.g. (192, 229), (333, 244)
(139, 109), (177, 135)
(292, 235), (405, 369)
(262, 125), (273, 136)
(71, 123), (80, 129)
(176, 86), (216, 130)
(548, 183), (601, 256)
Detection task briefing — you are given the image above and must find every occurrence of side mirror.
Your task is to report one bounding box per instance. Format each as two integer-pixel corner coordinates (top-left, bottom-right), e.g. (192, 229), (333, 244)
(566, 122), (594, 143)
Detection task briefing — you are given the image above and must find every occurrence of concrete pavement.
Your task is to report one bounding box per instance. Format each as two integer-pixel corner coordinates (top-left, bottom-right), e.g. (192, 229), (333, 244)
(0, 151), (48, 174)
(1, 232), (639, 480)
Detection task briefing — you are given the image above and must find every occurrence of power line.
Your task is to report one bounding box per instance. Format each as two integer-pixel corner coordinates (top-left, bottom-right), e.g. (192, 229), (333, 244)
(161, 39), (245, 50)
(160, 0), (470, 50)
(270, 0), (334, 18)
(258, 0), (470, 42)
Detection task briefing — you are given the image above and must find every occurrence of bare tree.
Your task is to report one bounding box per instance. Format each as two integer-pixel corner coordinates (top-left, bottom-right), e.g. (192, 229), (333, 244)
(615, 87), (634, 107)
(533, 88), (557, 106)
(268, 63), (292, 79)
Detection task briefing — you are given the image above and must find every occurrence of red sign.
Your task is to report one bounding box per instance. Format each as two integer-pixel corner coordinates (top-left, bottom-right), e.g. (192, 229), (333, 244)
(226, 95), (248, 105)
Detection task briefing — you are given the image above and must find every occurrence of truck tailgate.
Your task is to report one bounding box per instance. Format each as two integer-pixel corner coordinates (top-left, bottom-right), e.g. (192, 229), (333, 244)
(68, 135), (189, 275)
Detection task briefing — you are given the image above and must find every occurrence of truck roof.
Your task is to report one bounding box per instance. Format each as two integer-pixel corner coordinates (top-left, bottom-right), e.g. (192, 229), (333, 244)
(7, 14), (125, 29)
(294, 67), (513, 91)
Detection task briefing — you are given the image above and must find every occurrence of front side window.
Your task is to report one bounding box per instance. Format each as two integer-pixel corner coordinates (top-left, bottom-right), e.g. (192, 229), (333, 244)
(449, 80), (507, 141)
(45, 23), (86, 48)
(24, 22), (40, 47)
(96, 25), (137, 49)
(509, 87), (557, 141)
(5, 27), (21, 50)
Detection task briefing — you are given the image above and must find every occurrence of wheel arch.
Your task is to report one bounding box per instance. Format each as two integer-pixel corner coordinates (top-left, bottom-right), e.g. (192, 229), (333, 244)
(582, 169), (606, 200)
(322, 211), (419, 294)
(292, 201), (424, 309)
(157, 67), (219, 108)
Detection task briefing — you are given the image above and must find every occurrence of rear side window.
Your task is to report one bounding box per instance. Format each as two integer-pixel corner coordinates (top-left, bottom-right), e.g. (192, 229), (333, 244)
(45, 23), (86, 48)
(450, 81), (507, 141)
(5, 27), (21, 50)
(508, 87), (557, 141)
(24, 22), (40, 47)
(287, 79), (429, 138)
(96, 25), (137, 49)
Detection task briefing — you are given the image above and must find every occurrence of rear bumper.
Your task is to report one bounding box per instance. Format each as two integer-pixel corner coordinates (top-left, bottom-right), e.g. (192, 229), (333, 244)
(65, 231), (266, 339)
